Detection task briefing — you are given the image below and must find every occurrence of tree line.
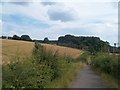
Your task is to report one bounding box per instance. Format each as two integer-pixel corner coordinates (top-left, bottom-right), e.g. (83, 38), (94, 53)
(1, 34), (119, 53)
(1, 35), (32, 41)
(57, 35), (118, 53)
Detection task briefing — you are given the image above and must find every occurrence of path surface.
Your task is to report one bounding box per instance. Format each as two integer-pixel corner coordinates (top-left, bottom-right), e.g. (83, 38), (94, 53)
(72, 65), (108, 88)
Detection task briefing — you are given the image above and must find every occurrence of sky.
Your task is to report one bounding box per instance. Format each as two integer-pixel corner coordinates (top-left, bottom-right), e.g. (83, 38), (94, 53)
(0, 0), (118, 46)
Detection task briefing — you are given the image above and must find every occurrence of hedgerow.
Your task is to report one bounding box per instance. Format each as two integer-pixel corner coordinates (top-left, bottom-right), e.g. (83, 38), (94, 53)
(91, 53), (119, 80)
(2, 42), (74, 88)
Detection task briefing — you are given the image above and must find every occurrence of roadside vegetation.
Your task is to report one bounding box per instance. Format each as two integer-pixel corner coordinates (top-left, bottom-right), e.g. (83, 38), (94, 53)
(2, 42), (84, 88)
(2, 39), (82, 64)
(2, 35), (119, 88)
(91, 53), (119, 88)
(73, 50), (119, 88)
(74, 51), (90, 63)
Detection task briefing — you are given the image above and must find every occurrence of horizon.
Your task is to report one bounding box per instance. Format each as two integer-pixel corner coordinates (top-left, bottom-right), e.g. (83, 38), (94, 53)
(1, 0), (118, 46)
(1, 34), (117, 47)
(0, 34), (112, 42)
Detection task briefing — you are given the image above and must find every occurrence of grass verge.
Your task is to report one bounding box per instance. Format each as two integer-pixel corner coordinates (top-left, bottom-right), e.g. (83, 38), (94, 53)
(94, 69), (119, 88)
(2, 44), (85, 88)
(47, 62), (85, 88)
(91, 53), (119, 89)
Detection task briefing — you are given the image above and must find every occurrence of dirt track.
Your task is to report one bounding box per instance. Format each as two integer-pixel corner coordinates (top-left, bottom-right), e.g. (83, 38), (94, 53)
(72, 65), (108, 88)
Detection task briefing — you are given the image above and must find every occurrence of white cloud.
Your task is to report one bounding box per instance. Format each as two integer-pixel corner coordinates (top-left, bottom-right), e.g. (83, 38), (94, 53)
(0, 20), (2, 36)
(2, 0), (119, 2)
(1, 1), (118, 45)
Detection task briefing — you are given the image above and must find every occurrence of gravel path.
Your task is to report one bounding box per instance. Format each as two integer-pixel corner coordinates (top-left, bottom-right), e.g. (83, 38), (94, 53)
(72, 65), (108, 88)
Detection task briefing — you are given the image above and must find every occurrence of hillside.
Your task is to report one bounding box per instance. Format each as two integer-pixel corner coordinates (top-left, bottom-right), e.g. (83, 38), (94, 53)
(2, 34), (119, 53)
(57, 35), (110, 53)
(1, 39), (83, 64)
(2, 39), (34, 64)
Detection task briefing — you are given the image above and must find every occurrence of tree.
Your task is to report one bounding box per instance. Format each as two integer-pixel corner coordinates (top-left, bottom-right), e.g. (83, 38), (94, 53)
(8, 36), (13, 39)
(12, 35), (21, 40)
(1, 36), (7, 39)
(43, 37), (49, 43)
(57, 34), (110, 53)
(21, 35), (32, 41)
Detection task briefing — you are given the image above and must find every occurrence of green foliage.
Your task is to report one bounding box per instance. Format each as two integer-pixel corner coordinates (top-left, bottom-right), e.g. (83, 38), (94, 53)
(7, 34), (32, 41)
(47, 62), (83, 88)
(79, 52), (90, 62)
(91, 53), (119, 80)
(75, 52), (90, 63)
(1, 36), (7, 39)
(12, 35), (21, 40)
(2, 59), (52, 88)
(43, 37), (49, 43)
(35, 41), (41, 49)
(2, 43), (75, 88)
(21, 35), (32, 41)
(33, 46), (61, 80)
(58, 34), (110, 53)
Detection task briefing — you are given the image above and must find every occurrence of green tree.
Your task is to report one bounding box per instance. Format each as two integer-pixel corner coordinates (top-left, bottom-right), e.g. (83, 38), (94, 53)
(12, 35), (21, 40)
(21, 35), (32, 41)
(57, 34), (110, 53)
(1, 36), (7, 39)
(43, 37), (49, 43)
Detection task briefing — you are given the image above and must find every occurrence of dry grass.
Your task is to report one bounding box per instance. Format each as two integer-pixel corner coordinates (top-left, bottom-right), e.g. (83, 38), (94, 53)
(1, 39), (34, 64)
(1, 39), (83, 64)
(42, 44), (83, 58)
(47, 62), (86, 88)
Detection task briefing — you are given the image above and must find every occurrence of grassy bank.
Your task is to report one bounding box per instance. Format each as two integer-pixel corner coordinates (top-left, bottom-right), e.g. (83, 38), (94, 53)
(91, 53), (119, 88)
(2, 43), (84, 88)
(2, 39), (83, 64)
(93, 68), (119, 89)
(47, 62), (85, 88)
(95, 70), (119, 88)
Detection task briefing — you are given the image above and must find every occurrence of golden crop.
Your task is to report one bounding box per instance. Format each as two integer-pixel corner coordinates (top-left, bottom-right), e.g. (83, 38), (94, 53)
(1, 39), (83, 64)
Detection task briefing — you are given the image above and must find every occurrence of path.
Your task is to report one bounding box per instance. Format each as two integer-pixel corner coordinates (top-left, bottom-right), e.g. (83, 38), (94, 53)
(72, 65), (108, 88)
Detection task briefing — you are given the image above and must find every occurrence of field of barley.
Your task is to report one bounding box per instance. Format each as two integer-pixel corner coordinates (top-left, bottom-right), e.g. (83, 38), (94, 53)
(1, 39), (83, 64)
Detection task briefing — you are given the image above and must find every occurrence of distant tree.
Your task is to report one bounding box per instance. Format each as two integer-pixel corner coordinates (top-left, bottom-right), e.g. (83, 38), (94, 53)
(21, 35), (32, 41)
(1, 36), (7, 39)
(118, 47), (120, 53)
(12, 35), (21, 40)
(8, 36), (13, 40)
(57, 34), (110, 53)
(43, 37), (49, 43)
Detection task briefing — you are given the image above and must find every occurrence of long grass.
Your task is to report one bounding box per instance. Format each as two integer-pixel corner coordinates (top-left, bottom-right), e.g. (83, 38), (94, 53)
(2, 39), (34, 64)
(2, 39), (83, 64)
(91, 53), (119, 88)
(2, 42), (84, 88)
(94, 68), (119, 88)
(47, 62), (85, 88)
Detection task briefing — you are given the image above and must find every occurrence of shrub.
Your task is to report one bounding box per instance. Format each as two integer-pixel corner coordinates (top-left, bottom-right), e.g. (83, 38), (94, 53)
(21, 35), (32, 41)
(91, 53), (119, 80)
(75, 51), (90, 63)
(12, 35), (21, 40)
(43, 37), (49, 43)
(2, 42), (72, 88)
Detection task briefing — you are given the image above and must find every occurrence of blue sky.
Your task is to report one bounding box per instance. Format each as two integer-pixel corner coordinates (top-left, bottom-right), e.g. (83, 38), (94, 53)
(0, 0), (118, 46)
(3, 14), (51, 28)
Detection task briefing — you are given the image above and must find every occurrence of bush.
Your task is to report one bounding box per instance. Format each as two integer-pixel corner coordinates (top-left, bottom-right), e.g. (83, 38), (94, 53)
(21, 35), (32, 41)
(2, 42), (72, 88)
(91, 53), (119, 80)
(75, 51), (90, 63)
(43, 37), (49, 43)
(12, 35), (21, 40)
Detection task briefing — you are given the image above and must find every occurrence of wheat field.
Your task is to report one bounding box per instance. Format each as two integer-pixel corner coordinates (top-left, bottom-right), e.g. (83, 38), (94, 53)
(1, 39), (83, 64)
